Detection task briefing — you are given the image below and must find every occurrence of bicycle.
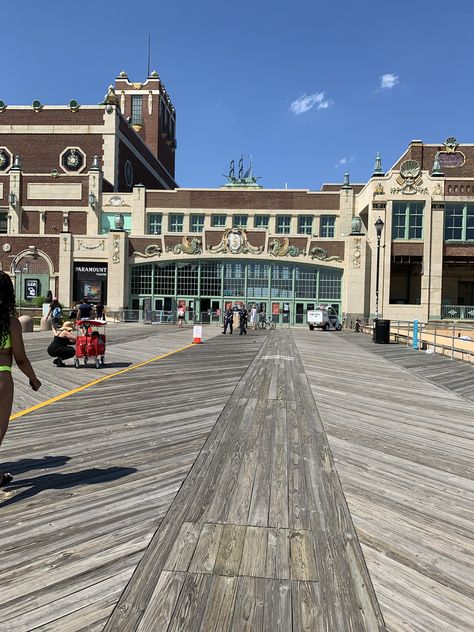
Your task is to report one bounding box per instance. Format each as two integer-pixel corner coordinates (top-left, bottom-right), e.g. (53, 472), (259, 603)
(257, 316), (276, 330)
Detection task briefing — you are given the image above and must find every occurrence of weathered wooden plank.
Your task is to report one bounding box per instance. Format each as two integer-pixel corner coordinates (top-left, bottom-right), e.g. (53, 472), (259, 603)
(265, 528), (290, 580)
(239, 526), (268, 578)
(214, 524), (247, 576)
(188, 523), (223, 574)
(229, 576), (265, 631)
(136, 571), (186, 632)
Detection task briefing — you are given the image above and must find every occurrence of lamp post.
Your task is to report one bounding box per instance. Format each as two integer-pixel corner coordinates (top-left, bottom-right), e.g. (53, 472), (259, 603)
(374, 217), (384, 320)
(14, 262), (29, 316)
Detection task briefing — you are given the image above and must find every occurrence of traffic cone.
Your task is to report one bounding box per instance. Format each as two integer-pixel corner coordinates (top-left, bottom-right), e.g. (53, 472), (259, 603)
(193, 325), (202, 344)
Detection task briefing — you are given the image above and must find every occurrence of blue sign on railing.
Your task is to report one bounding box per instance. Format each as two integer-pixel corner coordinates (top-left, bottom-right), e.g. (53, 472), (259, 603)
(413, 319), (419, 350)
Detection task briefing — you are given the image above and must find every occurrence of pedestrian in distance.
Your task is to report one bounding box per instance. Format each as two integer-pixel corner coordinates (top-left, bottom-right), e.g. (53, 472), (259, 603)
(239, 307), (248, 335)
(0, 271), (41, 488)
(249, 304), (257, 330)
(46, 297), (62, 331)
(177, 305), (185, 328)
(95, 299), (105, 321)
(77, 297), (93, 320)
(222, 307), (233, 334)
(46, 321), (77, 367)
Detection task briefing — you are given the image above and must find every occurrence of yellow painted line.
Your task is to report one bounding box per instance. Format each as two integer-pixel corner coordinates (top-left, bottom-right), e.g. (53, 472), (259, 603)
(10, 342), (194, 422)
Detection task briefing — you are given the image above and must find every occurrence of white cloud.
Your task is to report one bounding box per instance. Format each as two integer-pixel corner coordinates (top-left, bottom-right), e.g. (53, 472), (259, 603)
(379, 73), (399, 90)
(290, 92), (332, 115)
(334, 156), (355, 168)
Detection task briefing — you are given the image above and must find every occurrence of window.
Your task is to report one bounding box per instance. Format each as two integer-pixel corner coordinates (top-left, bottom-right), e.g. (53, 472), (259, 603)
(247, 264), (270, 298)
(295, 268), (317, 298)
(200, 262), (222, 296)
(177, 263), (198, 295)
(131, 95), (143, 126)
(131, 264), (152, 294)
(271, 264), (293, 298)
(154, 264), (175, 294)
(190, 214), (205, 232)
(169, 213), (184, 232)
(298, 215), (314, 235)
(147, 213), (162, 235)
(254, 215), (269, 229)
(445, 203), (474, 241)
(392, 202), (424, 239)
(223, 263), (244, 296)
(100, 212), (132, 234)
(320, 216), (336, 238)
(276, 216), (291, 234)
(233, 215), (248, 228)
(0, 212), (7, 234)
(319, 270), (342, 300)
(211, 214), (226, 227)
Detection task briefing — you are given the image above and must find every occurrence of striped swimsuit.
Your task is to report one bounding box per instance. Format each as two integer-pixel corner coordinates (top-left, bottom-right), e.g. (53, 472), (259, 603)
(0, 332), (12, 373)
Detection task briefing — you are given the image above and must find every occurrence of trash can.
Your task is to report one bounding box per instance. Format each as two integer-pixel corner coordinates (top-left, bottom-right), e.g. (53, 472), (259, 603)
(373, 319), (390, 344)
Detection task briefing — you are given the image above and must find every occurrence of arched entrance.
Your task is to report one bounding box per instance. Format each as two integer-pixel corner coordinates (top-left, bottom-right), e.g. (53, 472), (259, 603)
(13, 252), (52, 303)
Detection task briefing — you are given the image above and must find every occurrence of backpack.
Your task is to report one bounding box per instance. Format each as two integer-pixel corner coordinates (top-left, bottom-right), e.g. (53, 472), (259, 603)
(52, 306), (62, 318)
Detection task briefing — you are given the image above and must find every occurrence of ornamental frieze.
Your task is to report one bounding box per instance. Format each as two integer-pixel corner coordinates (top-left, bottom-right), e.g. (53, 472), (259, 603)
(310, 246), (342, 262)
(133, 244), (162, 258)
(166, 236), (202, 255)
(207, 228), (263, 255)
(268, 238), (305, 257)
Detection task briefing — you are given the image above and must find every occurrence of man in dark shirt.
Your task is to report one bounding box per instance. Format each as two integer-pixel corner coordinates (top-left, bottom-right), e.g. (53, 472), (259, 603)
(238, 307), (248, 335)
(78, 298), (93, 320)
(223, 307), (233, 334)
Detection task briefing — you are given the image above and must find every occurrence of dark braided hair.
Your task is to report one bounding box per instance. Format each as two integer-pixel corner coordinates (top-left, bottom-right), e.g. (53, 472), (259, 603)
(0, 271), (16, 348)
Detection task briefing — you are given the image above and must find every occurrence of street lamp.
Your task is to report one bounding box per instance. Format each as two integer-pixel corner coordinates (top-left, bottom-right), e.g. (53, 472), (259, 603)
(14, 262), (29, 316)
(374, 217), (384, 320)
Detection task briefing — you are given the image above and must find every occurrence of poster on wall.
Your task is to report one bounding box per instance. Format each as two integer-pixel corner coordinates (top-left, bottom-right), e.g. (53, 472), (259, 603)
(272, 303), (280, 315)
(73, 262), (108, 303)
(25, 279), (40, 300)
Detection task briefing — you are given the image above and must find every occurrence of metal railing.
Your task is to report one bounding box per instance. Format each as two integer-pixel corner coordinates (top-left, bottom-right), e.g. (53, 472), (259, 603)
(343, 316), (474, 364)
(442, 305), (474, 320)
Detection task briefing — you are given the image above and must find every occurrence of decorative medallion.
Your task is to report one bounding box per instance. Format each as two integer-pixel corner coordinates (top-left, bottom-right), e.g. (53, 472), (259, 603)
(309, 246), (342, 262)
(68, 99), (80, 113)
(373, 183), (385, 196)
(60, 147), (85, 173)
(437, 137), (465, 169)
(207, 228), (263, 255)
(2, 243), (11, 253)
(32, 100), (43, 113)
(391, 159), (428, 195)
(268, 238), (305, 257)
(133, 244), (162, 258)
(0, 147), (12, 171)
(444, 137), (459, 153)
(166, 236), (202, 255)
(125, 160), (134, 187)
(432, 183), (443, 196)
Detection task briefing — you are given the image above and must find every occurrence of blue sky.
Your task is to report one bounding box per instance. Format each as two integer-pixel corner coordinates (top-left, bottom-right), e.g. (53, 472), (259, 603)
(2, 1), (473, 189)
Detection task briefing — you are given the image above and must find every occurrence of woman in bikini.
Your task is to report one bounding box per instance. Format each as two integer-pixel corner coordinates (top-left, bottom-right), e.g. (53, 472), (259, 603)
(0, 271), (41, 487)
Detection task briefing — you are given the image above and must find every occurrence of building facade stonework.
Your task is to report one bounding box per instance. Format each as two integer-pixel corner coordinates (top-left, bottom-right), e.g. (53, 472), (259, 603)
(1, 75), (474, 323)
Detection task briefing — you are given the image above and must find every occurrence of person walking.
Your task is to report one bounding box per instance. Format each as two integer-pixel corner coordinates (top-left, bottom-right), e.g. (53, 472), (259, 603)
(177, 305), (185, 328)
(238, 306), (248, 335)
(46, 321), (77, 367)
(222, 307), (233, 334)
(46, 297), (62, 331)
(95, 299), (105, 321)
(249, 304), (257, 330)
(0, 271), (41, 487)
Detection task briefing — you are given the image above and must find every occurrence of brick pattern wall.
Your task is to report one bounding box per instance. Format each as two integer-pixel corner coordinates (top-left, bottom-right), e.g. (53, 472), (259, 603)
(392, 242), (424, 256)
(445, 181), (474, 195)
(245, 231), (266, 247)
(0, 109), (104, 126)
(204, 231), (224, 247)
(444, 243), (474, 257)
(146, 189), (341, 210)
(68, 212), (87, 234)
(21, 210), (40, 233)
(45, 211), (63, 234)
(1, 135), (102, 174)
(0, 236), (60, 271)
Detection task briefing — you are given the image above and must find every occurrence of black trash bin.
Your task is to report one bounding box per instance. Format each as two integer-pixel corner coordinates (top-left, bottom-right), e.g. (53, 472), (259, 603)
(373, 319), (390, 344)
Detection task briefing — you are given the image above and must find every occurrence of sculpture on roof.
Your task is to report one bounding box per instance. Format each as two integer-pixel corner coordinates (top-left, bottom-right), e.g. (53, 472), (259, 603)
(100, 86), (120, 107)
(223, 155), (262, 188)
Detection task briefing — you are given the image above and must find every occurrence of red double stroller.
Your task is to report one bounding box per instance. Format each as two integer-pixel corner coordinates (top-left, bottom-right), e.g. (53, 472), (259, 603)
(74, 319), (106, 369)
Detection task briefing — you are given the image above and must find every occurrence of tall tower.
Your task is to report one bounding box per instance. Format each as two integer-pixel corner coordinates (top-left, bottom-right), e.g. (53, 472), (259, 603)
(115, 71), (176, 180)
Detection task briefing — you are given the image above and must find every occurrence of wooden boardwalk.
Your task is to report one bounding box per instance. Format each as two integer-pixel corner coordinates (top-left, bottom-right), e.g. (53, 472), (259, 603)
(104, 330), (385, 631)
(294, 329), (474, 632)
(1, 325), (473, 631)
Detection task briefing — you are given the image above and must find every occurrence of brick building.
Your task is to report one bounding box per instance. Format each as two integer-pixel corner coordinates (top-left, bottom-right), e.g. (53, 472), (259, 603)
(1, 73), (474, 323)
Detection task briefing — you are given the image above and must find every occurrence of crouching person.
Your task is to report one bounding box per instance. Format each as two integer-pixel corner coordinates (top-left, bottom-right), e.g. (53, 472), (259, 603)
(47, 321), (76, 367)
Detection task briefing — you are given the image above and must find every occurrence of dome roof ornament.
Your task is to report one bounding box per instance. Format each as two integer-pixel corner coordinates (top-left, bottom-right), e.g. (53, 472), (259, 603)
(372, 152), (384, 177)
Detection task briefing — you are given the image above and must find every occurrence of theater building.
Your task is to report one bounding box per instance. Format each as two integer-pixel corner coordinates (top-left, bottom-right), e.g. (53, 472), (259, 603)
(1, 71), (474, 323)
